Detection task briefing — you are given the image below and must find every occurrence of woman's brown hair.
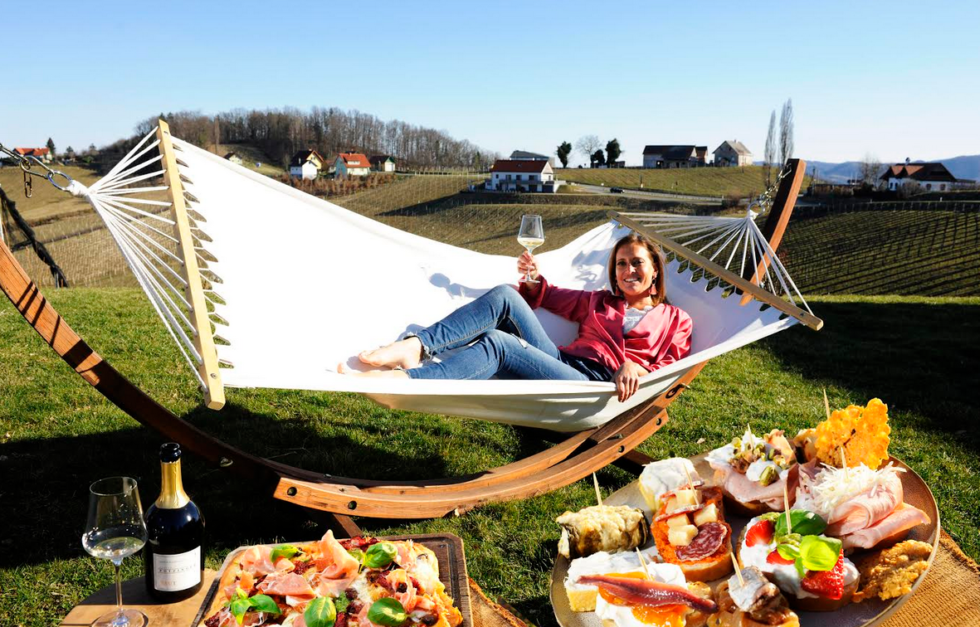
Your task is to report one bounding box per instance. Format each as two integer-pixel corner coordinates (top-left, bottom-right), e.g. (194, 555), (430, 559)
(607, 233), (667, 307)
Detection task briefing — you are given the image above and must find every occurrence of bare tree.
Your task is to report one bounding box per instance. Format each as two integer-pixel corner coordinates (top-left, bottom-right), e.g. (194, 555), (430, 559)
(779, 99), (794, 167)
(763, 110), (777, 188)
(576, 135), (602, 167)
(858, 153), (883, 188)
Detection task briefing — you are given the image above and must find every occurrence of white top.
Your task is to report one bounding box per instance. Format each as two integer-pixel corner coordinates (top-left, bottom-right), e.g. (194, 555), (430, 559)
(623, 306), (653, 335)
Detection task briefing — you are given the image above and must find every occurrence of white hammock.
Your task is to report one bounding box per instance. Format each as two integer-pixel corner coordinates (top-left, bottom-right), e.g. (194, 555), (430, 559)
(66, 126), (818, 432)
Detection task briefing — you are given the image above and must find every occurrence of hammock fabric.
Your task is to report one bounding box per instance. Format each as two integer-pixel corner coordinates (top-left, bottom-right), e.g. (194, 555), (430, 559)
(53, 126), (818, 432)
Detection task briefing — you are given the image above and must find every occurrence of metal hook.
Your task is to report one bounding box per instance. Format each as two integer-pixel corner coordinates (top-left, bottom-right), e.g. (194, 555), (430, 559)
(23, 170), (32, 198)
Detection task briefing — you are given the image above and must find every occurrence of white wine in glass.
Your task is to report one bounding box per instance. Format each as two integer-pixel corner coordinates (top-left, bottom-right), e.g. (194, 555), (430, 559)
(518, 214), (544, 283)
(82, 477), (149, 627)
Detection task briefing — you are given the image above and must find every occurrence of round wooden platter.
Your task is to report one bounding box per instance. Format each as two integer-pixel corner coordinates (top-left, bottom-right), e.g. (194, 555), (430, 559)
(550, 454), (940, 627)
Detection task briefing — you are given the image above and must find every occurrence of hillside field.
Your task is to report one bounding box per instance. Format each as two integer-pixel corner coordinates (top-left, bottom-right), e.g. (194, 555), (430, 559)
(556, 165), (796, 198)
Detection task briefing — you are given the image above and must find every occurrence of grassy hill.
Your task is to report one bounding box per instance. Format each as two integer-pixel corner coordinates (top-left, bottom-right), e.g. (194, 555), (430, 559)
(0, 289), (977, 626)
(209, 142), (285, 177)
(556, 165), (791, 198)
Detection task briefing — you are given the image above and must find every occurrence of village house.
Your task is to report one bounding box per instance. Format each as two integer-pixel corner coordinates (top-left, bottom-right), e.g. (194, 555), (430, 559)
(642, 145), (707, 169)
(369, 155), (396, 172)
(289, 149), (326, 180)
(487, 159), (557, 193)
(224, 152), (243, 165)
(879, 161), (962, 192)
(334, 152), (372, 178)
(713, 140), (753, 167)
(13, 147), (52, 163)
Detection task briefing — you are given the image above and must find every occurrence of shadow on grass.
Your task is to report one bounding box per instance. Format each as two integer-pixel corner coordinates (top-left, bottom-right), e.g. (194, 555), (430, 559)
(763, 299), (980, 449)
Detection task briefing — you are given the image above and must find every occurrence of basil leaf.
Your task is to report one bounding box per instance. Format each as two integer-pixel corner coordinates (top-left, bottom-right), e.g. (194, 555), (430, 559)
(364, 542), (398, 569)
(798, 535), (842, 573)
(335, 594), (351, 614)
(348, 547), (366, 563)
(775, 510), (827, 537)
(368, 598), (408, 627)
(305, 597), (338, 627)
(229, 597), (250, 626)
(776, 543), (800, 561)
(248, 594), (282, 615)
(270, 544), (300, 563)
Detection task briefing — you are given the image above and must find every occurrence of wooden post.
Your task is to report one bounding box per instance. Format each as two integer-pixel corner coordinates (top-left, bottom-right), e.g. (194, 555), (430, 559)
(739, 158), (806, 305)
(157, 120), (225, 409)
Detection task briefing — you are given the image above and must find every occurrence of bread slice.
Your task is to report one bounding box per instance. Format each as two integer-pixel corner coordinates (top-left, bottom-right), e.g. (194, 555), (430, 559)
(652, 486), (734, 582)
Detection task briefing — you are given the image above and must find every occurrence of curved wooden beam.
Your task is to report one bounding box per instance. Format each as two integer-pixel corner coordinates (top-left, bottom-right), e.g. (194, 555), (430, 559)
(1, 234), (702, 518)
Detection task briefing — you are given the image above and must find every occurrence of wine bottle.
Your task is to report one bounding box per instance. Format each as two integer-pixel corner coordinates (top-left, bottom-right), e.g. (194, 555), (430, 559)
(144, 442), (205, 602)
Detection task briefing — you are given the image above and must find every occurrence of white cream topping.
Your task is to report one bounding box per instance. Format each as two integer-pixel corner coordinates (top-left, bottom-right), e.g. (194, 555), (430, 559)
(638, 458), (700, 511)
(566, 546), (662, 592)
(745, 460), (790, 483)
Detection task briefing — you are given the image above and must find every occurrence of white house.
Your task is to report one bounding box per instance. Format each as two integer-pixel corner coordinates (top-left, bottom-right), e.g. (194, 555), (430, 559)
(713, 140), (753, 167)
(642, 145), (706, 169)
(879, 161), (960, 192)
(370, 155), (396, 172)
(334, 152), (372, 178)
(289, 149), (326, 180)
(14, 147), (52, 163)
(224, 152), (243, 165)
(510, 150), (555, 168)
(488, 159), (556, 193)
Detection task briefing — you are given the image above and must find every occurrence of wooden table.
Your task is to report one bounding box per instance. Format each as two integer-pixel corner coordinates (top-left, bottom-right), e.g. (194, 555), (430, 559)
(62, 572), (526, 627)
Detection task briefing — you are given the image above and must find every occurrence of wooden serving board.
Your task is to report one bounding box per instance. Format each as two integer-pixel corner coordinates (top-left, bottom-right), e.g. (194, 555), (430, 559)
(550, 454), (940, 627)
(193, 533), (473, 627)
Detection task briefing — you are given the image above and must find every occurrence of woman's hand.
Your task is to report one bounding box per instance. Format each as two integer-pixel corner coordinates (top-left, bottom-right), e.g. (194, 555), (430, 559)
(518, 251), (540, 282)
(613, 360), (648, 402)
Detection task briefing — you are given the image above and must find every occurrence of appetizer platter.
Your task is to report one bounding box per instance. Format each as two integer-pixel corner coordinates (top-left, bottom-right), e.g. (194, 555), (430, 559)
(194, 532), (471, 627)
(551, 399), (940, 627)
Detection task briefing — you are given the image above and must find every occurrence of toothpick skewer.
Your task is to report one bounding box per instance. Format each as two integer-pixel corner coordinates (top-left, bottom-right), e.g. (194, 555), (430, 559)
(823, 388), (831, 419)
(731, 550), (744, 586)
(783, 478), (792, 534)
(635, 548), (653, 581)
(683, 464), (700, 505)
(593, 473), (603, 507)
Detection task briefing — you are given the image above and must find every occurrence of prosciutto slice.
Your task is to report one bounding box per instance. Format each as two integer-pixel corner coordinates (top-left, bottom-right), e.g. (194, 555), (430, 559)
(714, 466), (786, 504)
(826, 472), (904, 536)
(314, 530), (361, 579)
(841, 503), (930, 550)
(256, 571), (317, 598)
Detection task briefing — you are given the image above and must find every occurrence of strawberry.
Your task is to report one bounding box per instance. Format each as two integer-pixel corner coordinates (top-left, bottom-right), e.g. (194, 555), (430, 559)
(745, 519), (775, 547)
(800, 555), (845, 599)
(766, 549), (795, 566)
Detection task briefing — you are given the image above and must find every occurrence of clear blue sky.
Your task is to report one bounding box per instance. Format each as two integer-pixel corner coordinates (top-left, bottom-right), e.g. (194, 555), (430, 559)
(2, 1), (978, 165)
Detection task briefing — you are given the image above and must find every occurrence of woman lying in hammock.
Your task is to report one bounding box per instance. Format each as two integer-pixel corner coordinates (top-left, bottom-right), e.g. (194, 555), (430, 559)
(341, 234), (692, 401)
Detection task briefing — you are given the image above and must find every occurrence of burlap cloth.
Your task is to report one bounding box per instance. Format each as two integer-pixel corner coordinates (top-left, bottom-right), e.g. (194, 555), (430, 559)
(469, 531), (980, 627)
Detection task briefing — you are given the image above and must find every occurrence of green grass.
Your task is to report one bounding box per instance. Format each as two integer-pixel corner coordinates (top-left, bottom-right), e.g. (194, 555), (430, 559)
(781, 206), (980, 296)
(1, 289), (978, 626)
(556, 166), (792, 198)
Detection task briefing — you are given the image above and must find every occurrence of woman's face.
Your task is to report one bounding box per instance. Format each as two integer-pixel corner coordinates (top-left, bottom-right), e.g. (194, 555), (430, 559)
(615, 242), (658, 299)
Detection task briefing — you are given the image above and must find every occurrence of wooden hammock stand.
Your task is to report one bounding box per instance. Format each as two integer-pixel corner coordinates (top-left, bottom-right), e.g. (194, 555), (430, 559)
(0, 141), (807, 534)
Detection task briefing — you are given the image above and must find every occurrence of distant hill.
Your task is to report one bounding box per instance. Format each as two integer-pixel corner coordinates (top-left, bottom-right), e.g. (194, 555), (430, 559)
(799, 155), (980, 184)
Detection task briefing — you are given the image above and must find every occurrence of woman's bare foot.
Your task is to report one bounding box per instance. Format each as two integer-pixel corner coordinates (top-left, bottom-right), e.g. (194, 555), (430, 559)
(337, 362), (409, 379)
(358, 337), (423, 370)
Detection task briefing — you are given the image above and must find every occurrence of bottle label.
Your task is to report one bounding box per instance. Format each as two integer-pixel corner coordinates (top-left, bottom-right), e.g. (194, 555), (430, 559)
(153, 547), (201, 591)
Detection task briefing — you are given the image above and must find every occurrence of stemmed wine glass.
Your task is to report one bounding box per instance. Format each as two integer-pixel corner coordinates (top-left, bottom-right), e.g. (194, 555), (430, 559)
(82, 477), (149, 627)
(518, 214), (545, 283)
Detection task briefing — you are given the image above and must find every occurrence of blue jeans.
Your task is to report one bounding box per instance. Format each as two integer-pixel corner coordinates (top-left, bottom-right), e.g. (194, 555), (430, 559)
(407, 285), (612, 382)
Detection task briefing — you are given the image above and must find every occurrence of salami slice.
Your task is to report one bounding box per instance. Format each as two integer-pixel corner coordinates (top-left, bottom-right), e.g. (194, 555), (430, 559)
(674, 522), (728, 561)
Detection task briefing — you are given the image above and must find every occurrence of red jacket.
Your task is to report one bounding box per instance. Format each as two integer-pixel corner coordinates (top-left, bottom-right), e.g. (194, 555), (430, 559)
(519, 278), (693, 374)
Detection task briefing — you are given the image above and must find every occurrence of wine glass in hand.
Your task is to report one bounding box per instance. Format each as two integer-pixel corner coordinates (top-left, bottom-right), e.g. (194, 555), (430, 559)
(518, 214), (544, 283)
(82, 477), (149, 627)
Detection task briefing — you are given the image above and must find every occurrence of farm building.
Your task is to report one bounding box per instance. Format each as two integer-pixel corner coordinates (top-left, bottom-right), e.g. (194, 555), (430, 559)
(510, 150), (555, 167)
(370, 155), (396, 172)
(13, 147), (52, 163)
(334, 152), (372, 178)
(713, 140), (753, 167)
(642, 145), (707, 169)
(487, 159), (557, 193)
(879, 161), (961, 192)
(289, 149), (327, 180)
(224, 152), (243, 165)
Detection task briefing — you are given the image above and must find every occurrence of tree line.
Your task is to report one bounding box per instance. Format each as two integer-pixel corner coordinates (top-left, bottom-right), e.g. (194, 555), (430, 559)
(554, 136), (622, 168)
(128, 107), (498, 170)
(763, 98), (795, 188)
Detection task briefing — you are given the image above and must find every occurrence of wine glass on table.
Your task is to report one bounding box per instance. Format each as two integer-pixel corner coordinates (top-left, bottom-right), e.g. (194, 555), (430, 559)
(518, 214), (545, 283)
(82, 477), (149, 627)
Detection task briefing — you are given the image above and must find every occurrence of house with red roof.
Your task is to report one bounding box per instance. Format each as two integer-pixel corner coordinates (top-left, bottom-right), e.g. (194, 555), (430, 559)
(14, 147), (52, 163)
(487, 159), (556, 193)
(334, 152), (372, 178)
(879, 161), (960, 192)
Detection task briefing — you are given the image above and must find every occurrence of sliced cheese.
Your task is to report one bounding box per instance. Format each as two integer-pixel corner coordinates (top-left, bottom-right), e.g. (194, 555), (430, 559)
(693, 503), (718, 527)
(668, 525), (699, 547)
(666, 514), (690, 529)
